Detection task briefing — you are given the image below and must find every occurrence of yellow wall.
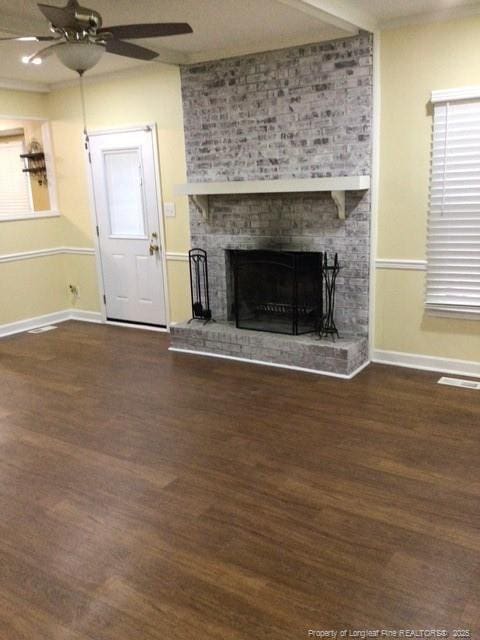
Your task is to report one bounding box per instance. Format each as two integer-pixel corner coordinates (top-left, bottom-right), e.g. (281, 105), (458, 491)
(0, 88), (70, 326)
(377, 17), (480, 363)
(0, 255), (69, 325)
(47, 64), (191, 321)
(0, 87), (47, 119)
(0, 65), (191, 327)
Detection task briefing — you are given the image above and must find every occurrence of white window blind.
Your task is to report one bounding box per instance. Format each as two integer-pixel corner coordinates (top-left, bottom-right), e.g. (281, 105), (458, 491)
(0, 141), (33, 216)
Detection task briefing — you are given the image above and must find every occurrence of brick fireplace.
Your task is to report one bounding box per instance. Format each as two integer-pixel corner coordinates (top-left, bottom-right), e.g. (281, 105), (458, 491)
(170, 33), (373, 377)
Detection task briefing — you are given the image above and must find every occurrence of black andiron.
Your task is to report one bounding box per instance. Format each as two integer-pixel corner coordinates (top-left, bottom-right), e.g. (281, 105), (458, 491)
(320, 252), (340, 340)
(188, 248), (213, 323)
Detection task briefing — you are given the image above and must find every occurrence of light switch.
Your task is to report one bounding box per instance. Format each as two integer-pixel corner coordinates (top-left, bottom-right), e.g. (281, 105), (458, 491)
(164, 202), (176, 218)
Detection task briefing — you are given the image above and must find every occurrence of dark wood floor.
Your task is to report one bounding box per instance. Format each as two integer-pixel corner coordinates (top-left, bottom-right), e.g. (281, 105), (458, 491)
(0, 321), (479, 639)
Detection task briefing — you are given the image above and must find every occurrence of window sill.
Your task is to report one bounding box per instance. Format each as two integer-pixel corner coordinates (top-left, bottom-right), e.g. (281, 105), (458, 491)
(426, 305), (480, 321)
(0, 210), (60, 223)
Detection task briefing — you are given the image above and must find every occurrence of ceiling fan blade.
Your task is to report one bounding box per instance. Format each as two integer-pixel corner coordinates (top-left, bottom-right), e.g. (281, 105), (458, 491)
(0, 12), (51, 37)
(105, 39), (158, 61)
(27, 42), (64, 62)
(98, 23), (193, 40)
(0, 35), (57, 41)
(37, 1), (79, 30)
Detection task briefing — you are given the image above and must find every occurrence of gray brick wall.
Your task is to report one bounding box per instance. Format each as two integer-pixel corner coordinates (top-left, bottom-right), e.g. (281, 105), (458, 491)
(180, 34), (373, 336)
(181, 34), (372, 181)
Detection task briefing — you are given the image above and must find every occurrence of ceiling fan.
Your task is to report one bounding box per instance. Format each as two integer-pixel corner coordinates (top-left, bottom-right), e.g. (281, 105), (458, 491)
(1, 0), (193, 73)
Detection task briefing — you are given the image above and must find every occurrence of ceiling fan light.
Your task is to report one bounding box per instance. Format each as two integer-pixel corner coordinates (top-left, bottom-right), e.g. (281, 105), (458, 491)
(22, 55), (42, 65)
(55, 42), (104, 72)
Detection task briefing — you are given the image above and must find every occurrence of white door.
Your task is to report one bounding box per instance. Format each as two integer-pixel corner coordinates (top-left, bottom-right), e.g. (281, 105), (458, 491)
(89, 128), (166, 327)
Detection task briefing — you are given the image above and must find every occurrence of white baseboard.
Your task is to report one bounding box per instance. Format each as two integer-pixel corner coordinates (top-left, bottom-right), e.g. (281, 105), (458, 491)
(0, 310), (70, 338)
(169, 346), (370, 380)
(70, 309), (103, 324)
(0, 308), (103, 338)
(372, 349), (480, 379)
(0, 309), (174, 339)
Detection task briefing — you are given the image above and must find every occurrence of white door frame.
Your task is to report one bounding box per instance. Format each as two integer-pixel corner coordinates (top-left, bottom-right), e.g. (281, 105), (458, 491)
(84, 123), (171, 331)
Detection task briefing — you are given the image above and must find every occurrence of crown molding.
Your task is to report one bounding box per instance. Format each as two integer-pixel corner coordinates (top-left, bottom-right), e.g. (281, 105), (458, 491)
(0, 77), (50, 93)
(380, 2), (480, 30)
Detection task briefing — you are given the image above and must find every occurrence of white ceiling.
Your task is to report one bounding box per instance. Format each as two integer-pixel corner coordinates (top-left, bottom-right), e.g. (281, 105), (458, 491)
(0, 0), (349, 86)
(0, 0), (479, 89)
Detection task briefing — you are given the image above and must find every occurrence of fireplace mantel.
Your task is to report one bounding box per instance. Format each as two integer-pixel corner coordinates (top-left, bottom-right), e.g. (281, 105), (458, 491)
(174, 176), (370, 220)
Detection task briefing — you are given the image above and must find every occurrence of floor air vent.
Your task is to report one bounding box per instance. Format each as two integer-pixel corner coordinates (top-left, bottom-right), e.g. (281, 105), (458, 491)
(438, 376), (480, 390)
(28, 325), (58, 334)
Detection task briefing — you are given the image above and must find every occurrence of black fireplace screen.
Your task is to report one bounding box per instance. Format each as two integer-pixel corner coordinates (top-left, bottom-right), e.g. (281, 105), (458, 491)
(233, 250), (323, 335)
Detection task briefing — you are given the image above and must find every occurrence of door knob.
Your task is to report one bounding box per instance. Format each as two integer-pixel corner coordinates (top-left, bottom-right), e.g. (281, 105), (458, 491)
(149, 231), (159, 255)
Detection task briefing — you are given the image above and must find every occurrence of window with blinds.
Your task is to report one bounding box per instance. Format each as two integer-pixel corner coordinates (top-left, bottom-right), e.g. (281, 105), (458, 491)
(0, 141), (33, 217)
(427, 88), (480, 315)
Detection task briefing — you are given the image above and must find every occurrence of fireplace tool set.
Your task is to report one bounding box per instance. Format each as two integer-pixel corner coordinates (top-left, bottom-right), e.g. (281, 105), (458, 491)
(188, 248), (212, 323)
(319, 253), (340, 340)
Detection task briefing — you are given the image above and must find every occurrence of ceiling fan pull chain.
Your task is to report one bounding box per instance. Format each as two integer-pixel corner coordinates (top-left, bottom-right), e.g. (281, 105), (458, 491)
(78, 71), (89, 145)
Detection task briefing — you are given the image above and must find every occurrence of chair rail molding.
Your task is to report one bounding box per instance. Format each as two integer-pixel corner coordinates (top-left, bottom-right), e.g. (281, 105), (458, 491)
(0, 246), (95, 264)
(165, 251), (189, 262)
(0, 211), (60, 223)
(375, 258), (427, 271)
(0, 246), (190, 265)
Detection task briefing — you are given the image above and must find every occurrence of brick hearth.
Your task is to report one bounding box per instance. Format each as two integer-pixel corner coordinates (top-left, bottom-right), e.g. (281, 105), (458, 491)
(170, 321), (368, 378)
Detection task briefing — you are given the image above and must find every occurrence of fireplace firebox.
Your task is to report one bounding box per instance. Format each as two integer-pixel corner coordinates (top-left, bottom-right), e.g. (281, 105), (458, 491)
(232, 250), (323, 335)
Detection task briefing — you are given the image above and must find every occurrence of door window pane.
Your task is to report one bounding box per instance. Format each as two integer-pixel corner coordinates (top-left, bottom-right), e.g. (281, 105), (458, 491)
(104, 148), (146, 236)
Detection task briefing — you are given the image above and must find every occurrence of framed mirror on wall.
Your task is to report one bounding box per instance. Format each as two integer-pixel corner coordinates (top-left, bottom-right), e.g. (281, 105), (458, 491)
(0, 115), (59, 221)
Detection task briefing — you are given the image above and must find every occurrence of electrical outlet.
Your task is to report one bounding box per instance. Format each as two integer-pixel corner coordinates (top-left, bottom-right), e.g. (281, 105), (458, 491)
(69, 284), (80, 297)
